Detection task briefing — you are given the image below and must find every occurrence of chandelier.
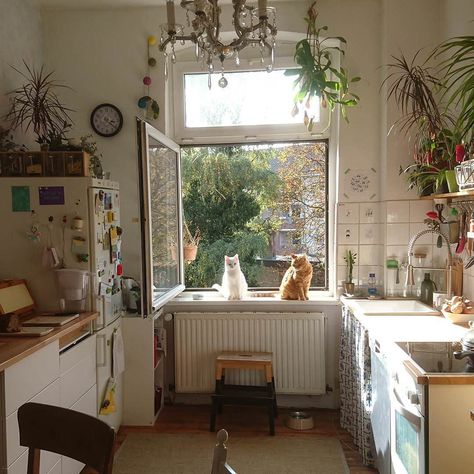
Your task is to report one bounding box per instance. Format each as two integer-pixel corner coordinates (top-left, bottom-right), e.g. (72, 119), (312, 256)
(159, 0), (277, 88)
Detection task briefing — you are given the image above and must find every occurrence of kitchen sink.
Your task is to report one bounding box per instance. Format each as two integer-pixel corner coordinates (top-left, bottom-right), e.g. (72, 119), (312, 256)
(349, 299), (440, 315)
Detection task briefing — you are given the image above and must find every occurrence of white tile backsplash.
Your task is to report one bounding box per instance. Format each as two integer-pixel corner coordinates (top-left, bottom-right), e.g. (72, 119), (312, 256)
(409, 223), (432, 245)
(409, 200), (433, 222)
(386, 201), (410, 223)
(338, 203), (360, 224)
(386, 223), (410, 246)
(337, 224), (359, 245)
(359, 244), (382, 265)
(360, 223), (381, 244)
(359, 202), (380, 224)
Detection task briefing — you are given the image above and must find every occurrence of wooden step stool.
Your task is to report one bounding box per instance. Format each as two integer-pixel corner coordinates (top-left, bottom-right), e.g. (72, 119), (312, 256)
(210, 351), (278, 436)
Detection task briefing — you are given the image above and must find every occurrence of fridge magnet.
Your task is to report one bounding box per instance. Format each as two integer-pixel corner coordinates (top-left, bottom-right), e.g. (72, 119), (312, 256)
(76, 254), (89, 263)
(109, 226), (118, 263)
(103, 230), (110, 250)
(71, 236), (87, 253)
(39, 186), (65, 205)
(71, 216), (84, 231)
(104, 192), (112, 210)
(11, 186), (30, 212)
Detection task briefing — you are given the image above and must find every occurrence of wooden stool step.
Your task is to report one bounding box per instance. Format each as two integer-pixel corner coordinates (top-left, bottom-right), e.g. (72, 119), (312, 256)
(210, 351), (277, 436)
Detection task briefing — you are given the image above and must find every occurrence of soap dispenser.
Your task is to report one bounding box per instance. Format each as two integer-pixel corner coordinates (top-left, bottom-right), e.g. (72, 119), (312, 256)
(420, 273), (437, 306)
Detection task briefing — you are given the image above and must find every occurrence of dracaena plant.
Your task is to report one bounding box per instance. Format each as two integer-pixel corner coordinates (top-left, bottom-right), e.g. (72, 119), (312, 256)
(285, 1), (360, 130)
(5, 61), (73, 146)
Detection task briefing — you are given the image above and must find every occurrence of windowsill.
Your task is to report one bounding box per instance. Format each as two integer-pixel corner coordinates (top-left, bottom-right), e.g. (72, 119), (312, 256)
(164, 290), (340, 313)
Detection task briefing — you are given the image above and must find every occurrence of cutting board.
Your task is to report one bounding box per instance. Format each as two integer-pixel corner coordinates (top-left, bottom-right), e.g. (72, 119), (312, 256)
(22, 314), (80, 327)
(0, 326), (54, 337)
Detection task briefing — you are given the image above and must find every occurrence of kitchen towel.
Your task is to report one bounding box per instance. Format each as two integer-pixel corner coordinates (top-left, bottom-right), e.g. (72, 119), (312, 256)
(113, 328), (125, 378)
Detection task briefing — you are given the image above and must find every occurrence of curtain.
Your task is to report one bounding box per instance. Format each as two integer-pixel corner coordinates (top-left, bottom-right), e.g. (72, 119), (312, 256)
(339, 305), (375, 467)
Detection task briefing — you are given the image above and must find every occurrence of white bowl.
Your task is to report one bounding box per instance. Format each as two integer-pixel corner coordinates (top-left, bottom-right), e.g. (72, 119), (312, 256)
(441, 310), (474, 324)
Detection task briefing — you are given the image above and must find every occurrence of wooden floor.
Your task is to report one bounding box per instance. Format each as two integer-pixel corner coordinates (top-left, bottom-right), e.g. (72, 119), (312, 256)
(118, 404), (378, 473)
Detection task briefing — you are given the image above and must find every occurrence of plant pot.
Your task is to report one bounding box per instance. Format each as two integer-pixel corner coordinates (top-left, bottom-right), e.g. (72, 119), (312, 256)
(418, 182), (434, 197)
(445, 169), (459, 193)
(433, 179), (449, 195)
(184, 245), (198, 261)
(343, 282), (355, 296)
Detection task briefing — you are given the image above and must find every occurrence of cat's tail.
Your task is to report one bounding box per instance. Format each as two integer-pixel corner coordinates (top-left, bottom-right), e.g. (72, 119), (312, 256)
(212, 283), (226, 298)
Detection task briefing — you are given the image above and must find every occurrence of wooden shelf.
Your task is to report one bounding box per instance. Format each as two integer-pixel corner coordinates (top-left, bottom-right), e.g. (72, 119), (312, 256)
(420, 190), (474, 200)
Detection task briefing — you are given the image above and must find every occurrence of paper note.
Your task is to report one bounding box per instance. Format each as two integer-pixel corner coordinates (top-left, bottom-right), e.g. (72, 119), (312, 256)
(39, 186), (65, 205)
(11, 186), (30, 212)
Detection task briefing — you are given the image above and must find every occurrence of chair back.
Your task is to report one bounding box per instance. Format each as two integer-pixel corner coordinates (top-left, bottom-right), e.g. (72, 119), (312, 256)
(211, 429), (237, 474)
(18, 402), (115, 474)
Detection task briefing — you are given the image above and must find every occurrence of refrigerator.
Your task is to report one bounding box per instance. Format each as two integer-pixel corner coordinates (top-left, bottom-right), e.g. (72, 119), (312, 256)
(0, 177), (123, 430)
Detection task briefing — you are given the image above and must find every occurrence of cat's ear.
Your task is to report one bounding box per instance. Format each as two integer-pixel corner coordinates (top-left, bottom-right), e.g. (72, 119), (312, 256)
(234, 254), (239, 261)
(225, 255), (230, 262)
(291, 253), (297, 259)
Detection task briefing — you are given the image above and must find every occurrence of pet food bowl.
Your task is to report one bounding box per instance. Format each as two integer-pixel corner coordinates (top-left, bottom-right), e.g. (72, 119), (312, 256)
(286, 411), (314, 430)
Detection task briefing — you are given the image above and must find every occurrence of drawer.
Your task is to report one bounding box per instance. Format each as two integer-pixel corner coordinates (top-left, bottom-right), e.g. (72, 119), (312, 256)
(4, 379), (60, 468)
(60, 351), (96, 409)
(4, 342), (59, 417)
(59, 335), (96, 375)
(61, 385), (97, 474)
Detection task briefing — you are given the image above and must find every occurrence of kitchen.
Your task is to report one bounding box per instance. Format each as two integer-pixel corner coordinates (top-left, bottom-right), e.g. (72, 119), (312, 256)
(0, 0), (474, 473)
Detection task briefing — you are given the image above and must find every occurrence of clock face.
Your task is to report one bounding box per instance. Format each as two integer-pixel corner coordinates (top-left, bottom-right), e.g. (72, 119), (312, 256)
(90, 103), (123, 137)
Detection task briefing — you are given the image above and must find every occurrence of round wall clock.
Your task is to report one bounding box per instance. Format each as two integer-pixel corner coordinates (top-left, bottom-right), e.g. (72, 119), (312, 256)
(90, 103), (123, 137)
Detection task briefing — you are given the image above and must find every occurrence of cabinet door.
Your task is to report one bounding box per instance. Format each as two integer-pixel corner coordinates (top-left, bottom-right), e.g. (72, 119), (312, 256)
(4, 342), (59, 417)
(4, 379), (60, 470)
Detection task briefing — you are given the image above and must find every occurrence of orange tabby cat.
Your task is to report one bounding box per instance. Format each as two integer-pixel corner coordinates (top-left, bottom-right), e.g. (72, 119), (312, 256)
(279, 254), (313, 301)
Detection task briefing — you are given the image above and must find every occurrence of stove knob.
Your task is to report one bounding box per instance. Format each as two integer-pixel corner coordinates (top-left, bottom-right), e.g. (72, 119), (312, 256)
(408, 391), (419, 404)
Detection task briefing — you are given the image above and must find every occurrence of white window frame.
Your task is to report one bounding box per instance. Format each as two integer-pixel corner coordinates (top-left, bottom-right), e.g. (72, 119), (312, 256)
(166, 34), (341, 296)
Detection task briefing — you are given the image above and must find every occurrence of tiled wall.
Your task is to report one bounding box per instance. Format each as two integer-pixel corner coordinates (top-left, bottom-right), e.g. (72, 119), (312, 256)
(336, 199), (452, 297)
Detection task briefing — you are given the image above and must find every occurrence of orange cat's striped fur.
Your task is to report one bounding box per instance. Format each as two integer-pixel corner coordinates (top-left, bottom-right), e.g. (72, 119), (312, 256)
(279, 254), (313, 301)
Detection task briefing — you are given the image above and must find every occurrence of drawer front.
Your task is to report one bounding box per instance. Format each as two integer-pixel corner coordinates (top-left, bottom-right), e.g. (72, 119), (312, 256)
(61, 385), (97, 474)
(5, 379), (60, 468)
(59, 335), (96, 375)
(4, 342), (59, 417)
(60, 351), (96, 409)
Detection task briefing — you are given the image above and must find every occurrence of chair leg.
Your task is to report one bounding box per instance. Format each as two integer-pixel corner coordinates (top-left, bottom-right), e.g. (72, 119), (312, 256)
(267, 402), (275, 436)
(210, 397), (218, 432)
(272, 377), (278, 417)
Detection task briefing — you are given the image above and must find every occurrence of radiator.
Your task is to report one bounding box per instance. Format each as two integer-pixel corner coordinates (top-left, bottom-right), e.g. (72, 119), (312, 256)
(174, 312), (326, 395)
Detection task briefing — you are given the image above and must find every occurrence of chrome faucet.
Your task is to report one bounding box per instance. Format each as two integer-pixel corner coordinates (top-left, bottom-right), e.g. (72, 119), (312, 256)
(406, 228), (453, 297)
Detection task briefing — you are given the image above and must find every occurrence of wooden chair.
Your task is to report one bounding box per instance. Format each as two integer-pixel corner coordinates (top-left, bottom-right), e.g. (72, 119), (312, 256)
(17, 402), (116, 474)
(211, 429), (237, 474)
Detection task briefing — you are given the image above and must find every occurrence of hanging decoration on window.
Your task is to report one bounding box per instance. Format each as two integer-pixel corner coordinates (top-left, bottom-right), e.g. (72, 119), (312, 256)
(137, 35), (160, 121)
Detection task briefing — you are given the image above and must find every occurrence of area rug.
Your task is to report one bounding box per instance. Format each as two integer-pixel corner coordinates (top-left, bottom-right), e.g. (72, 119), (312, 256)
(113, 433), (350, 474)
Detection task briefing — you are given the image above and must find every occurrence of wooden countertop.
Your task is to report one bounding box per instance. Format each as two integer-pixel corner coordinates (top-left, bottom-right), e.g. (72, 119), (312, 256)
(0, 312), (98, 372)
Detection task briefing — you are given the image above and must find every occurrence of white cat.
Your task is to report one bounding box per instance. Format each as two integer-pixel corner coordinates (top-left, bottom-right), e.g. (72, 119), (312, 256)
(212, 254), (248, 300)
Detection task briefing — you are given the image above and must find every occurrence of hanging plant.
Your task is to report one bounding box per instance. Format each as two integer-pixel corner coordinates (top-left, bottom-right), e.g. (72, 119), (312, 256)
(285, 1), (360, 129)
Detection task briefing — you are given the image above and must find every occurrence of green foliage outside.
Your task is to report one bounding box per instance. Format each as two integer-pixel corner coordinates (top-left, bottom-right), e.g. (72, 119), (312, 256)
(182, 146), (281, 288)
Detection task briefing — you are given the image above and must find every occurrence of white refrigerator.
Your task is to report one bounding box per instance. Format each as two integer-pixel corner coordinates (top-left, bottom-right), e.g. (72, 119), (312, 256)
(0, 177), (123, 430)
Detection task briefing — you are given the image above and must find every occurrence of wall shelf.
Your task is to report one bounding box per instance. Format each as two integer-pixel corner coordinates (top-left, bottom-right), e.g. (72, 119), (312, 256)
(420, 190), (474, 201)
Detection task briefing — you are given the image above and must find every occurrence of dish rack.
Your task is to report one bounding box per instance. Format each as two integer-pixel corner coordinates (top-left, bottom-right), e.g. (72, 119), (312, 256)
(455, 161), (474, 190)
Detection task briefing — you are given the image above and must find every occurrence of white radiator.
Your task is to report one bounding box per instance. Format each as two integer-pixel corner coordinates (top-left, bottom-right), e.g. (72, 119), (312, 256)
(174, 312), (326, 395)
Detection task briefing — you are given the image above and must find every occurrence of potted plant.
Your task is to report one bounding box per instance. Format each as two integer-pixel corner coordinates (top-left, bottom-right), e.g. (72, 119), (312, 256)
(183, 221), (201, 262)
(343, 250), (357, 295)
(79, 134), (104, 179)
(285, 1), (360, 129)
(4, 62), (73, 150)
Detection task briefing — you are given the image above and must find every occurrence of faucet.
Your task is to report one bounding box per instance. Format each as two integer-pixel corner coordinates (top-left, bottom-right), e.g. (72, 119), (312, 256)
(405, 228), (453, 297)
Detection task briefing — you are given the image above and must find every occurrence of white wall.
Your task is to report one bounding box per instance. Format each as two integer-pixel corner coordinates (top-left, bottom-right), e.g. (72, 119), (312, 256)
(0, 0), (43, 148)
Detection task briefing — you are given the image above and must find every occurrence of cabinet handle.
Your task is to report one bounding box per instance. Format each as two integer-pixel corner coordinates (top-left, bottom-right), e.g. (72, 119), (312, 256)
(96, 334), (107, 367)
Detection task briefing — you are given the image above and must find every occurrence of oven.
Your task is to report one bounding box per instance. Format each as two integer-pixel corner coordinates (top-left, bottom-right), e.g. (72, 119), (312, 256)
(390, 359), (427, 474)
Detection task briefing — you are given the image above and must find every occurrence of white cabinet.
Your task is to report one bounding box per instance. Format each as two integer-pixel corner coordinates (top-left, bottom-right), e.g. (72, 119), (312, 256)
(0, 335), (99, 474)
(122, 312), (165, 426)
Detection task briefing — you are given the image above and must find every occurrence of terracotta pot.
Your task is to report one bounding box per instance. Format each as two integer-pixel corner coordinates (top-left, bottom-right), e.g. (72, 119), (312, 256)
(184, 245), (198, 261)
(343, 282), (355, 296)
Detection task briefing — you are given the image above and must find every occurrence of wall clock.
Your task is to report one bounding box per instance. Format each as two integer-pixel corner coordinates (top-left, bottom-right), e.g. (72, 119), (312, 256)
(90, 103), (123, 137)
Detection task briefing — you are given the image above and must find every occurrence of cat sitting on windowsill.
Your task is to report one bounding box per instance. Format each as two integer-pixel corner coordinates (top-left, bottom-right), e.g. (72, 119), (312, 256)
(212, 254), (248, 300)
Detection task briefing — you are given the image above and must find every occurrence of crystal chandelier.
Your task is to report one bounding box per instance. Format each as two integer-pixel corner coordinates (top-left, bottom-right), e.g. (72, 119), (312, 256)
(159, 0), (277, 88)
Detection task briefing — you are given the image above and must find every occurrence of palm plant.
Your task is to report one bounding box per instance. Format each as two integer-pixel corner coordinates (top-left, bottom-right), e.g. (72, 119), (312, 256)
(285, 1), (360, 128)
(434, 35), (474, 142)
(5, 62), (73, 147)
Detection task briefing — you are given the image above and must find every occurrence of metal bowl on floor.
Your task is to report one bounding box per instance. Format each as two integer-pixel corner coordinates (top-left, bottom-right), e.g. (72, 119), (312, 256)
(286, 411), (314, 430)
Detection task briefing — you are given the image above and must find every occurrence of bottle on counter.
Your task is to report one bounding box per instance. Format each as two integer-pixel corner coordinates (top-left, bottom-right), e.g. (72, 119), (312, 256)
(420, 273), (437, 306)
(368, 273), (377, 297)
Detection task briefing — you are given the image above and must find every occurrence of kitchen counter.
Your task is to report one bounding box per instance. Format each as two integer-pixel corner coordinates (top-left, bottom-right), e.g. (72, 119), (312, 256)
(0, 311), (98, 372)
(341, 297), (471, 384)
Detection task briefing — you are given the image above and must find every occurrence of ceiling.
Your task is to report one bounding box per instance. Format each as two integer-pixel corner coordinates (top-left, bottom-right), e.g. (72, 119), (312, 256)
(38, 0), (303, 10)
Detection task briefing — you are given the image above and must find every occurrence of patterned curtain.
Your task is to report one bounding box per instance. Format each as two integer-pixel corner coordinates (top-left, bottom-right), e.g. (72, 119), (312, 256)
(339, 305), (375, 466)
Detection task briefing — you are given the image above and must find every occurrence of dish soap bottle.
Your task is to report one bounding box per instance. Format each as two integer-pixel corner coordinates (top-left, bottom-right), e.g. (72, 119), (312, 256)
(368, 273), (377, 297)
(420, 273), (437, 306)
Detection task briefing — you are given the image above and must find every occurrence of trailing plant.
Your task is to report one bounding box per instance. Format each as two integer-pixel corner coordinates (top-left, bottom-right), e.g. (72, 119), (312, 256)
(343, 249), (357, 284)
(285, 1), (360, 128)
(0, 125), (26, 152)
(4, 62), (73, 147)
(80, 134), (104, 179)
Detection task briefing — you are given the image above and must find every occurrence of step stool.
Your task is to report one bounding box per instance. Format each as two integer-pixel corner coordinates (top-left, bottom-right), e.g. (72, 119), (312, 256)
(209, 351), (278, 436)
